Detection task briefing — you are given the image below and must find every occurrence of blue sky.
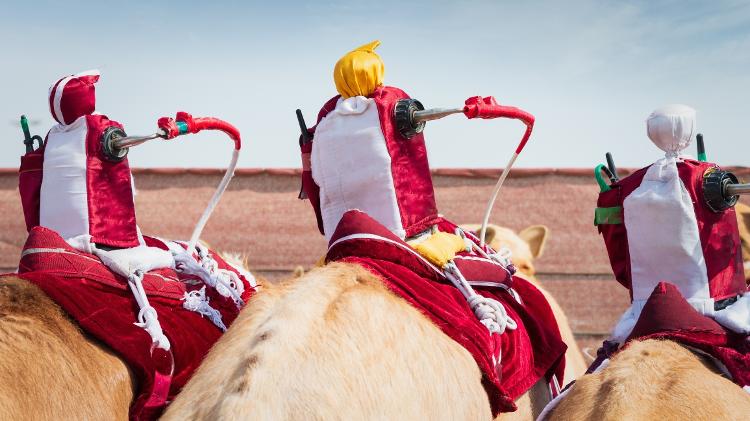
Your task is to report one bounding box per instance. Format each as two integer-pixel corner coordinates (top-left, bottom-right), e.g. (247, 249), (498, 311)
(1, 0), (748, 169)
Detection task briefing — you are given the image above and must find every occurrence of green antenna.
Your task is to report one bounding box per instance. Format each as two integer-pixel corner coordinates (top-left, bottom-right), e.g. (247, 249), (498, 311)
(696, 133), (706, 162)
(20, 115), (43, 153)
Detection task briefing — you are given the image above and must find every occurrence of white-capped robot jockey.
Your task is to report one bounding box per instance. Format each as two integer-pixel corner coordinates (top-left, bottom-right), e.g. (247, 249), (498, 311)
(591, 104), (750, 391)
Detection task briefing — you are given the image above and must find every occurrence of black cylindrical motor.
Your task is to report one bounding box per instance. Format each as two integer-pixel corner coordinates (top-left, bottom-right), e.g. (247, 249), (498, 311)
(703, 168), (740, 212)
(394, 98), (426, 139)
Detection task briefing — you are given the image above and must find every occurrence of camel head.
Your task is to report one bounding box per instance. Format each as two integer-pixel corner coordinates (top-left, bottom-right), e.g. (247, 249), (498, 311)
(460, 224), (549, 278)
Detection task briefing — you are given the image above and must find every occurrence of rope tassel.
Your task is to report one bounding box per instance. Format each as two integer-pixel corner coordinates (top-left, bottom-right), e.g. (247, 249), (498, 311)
(173, 246), (245, 308)
(128, 270), (171, 351)
(183, 286), (227, 331)
(443, 262), (517, 335)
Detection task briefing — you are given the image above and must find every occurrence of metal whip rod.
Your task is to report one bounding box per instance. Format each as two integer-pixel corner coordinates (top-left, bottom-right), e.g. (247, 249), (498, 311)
(412, 107), (464, 123)
(726, 183), (750, 196)
(111, 130), (167, 150)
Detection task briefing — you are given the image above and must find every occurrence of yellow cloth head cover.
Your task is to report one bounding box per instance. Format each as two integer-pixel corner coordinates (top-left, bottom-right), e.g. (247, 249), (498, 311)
(333, 40), (384, 98)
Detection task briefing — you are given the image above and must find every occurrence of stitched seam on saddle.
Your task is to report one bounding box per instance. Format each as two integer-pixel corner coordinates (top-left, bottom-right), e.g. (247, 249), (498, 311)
(21, 247), (99, 263)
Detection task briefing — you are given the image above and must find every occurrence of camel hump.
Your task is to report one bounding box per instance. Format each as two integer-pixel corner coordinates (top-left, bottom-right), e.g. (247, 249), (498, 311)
(0, 275), (71, 332)
(164, 262), (491, 420)
(547, 339), (750, 420)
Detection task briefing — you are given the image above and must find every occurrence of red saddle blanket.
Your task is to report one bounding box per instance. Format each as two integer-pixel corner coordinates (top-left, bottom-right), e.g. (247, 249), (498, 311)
(326, 210), (567, 415)
(16, 226), (256, 420)
(589, 282), (750, 389)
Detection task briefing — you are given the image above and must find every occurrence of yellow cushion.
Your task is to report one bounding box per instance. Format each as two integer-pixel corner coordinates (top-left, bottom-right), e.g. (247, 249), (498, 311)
(410, 232), (466, 267)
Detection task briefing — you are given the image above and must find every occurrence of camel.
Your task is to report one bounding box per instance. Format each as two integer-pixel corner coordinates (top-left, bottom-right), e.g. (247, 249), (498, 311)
(543, 339), (750, 420)
(0, 250), (255, 420)
(162, 225), (578, 421)
(289, 223), (586, 385)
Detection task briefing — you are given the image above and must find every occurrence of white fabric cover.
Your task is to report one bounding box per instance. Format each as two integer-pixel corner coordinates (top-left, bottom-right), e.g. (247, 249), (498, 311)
(93, 246), (175, 278)
(624, 156), (710, 302)
(614, 156), (711, 341)
(312, 96), (404, 240)
(646, 104), (696, 155)
(713, 293), (750, 335)
(40, 115), (90, 241)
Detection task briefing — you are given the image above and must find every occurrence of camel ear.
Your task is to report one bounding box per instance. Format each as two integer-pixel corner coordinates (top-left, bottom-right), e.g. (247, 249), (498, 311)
(518, 225), (549, 259)
(476, 226), (496, 245)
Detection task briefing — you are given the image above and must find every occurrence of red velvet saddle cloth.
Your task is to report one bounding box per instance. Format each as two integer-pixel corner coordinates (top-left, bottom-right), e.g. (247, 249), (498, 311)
(591, 282), (750, 389)
(326, 210), (567, 415)
(15, 226), (256, 420)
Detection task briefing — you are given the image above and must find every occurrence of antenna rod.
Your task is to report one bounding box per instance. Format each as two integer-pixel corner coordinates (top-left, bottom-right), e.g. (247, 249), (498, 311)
(697, 133), (707, 162)
(20, 115), (33, 153)
(296, 109), (312, 145)
(605, 152), (619, 182)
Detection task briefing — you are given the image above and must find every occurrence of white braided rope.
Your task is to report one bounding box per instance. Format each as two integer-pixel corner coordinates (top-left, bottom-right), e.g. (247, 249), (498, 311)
(187, 148), (239, 256)
(173, 245), (244, 308)
(443, 262), (517, 335)
(480, 152), (519, 248)
(128, 270), (171, 350)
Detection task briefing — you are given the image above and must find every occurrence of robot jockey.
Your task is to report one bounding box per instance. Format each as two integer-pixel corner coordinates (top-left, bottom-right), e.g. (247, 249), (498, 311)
(15, 69), (255, 419)
(296, 41), (568, 415)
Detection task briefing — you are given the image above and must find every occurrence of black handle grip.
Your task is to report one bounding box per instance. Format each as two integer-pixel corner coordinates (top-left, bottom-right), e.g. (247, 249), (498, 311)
(605, 152), (619, 182)
(296, 109), (312, 145)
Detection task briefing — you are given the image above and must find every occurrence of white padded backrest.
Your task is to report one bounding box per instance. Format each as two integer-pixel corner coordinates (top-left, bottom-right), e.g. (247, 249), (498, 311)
(311, 96), (405, 241)
(40, 116), (90, 241)
(624, 157), (710, 305)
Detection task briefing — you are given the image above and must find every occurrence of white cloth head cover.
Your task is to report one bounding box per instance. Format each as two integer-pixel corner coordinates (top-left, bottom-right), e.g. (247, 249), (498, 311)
(646, 104), (696, 156)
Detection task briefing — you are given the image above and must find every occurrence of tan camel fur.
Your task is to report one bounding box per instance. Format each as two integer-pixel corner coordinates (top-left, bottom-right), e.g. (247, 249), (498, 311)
(0, 275), (134, 420)
(164, 260), (556, 421)
(164, 225), (583, 421)
(460, 224), (588, 385)
(544, 339), (750, 420)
